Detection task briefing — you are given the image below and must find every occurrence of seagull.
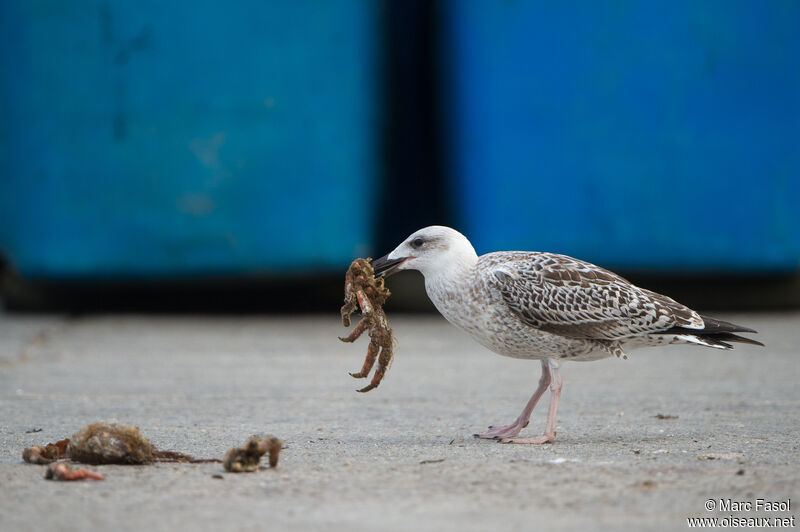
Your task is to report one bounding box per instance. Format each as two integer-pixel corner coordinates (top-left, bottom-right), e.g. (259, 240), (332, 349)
(371, 226), (762, 444)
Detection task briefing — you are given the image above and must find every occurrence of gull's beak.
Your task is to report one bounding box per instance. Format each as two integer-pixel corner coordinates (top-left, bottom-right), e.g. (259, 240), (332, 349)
(371, 254), (407, 278)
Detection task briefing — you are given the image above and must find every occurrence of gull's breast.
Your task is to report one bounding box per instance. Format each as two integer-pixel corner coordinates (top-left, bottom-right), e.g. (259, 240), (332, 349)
(424, 274), (608, 361)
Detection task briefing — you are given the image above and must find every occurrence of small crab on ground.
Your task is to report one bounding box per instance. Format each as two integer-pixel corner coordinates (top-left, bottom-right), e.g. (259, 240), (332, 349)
(339, 257), (395, 393)
(223, 435), (282, 473)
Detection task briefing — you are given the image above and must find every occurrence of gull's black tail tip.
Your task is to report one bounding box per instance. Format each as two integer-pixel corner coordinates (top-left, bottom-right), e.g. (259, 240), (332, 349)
(664, 315), (763, 347)
(695, 315), (759, 335)
(702, 332), (764, 347)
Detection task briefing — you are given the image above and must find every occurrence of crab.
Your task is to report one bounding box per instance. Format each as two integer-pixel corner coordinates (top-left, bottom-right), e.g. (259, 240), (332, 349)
(223, 435), (282, 472)
(339, 258), (394, 393)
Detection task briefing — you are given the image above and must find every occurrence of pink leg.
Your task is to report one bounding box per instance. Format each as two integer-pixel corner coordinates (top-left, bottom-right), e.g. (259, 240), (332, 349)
(474, 360), (551, 439)
(501, 361), (562, 444)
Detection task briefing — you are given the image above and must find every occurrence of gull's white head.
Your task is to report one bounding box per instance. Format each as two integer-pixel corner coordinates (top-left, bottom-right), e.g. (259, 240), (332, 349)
(372, 225), (478, 279)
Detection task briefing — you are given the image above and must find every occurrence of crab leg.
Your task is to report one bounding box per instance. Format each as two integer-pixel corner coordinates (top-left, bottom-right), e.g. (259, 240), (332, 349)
(339, 317), (371, 343)
(350, 337), (380, 378)
(340, 281), (357, 327)
(357, 343), (393, 393)
(341, 308), (354, 327)
(355, 289), (373, 314)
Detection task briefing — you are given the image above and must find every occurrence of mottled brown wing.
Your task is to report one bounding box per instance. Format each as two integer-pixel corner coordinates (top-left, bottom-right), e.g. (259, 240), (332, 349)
(486, 252), (703, 340)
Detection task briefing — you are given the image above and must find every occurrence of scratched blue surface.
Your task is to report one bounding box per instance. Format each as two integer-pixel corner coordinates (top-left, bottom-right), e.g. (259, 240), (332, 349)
(443, 1), (800, 272)
(0, 1), (380, 278)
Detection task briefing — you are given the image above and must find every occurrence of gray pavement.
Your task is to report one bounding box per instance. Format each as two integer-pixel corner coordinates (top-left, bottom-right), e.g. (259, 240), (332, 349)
(0, 311), (798, 531)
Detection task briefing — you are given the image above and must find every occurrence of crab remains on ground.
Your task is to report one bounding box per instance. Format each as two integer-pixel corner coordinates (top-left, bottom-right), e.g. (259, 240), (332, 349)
(223, 435), (282, 473)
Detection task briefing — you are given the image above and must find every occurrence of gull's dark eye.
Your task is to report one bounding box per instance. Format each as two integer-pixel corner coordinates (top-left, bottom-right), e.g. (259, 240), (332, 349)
(411, 237), (425, 249)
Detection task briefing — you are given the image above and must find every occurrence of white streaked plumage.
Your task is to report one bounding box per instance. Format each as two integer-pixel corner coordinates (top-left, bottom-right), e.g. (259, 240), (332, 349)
(375, 225), (761, 444)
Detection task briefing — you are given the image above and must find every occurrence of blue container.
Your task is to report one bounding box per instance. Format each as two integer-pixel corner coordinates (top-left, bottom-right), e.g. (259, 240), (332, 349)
(443, 1), (800, 272)
(0, 1), (380, 279)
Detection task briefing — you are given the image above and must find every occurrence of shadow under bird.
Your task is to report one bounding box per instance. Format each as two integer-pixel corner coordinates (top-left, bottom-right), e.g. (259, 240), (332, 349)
(372, 226), (763, 444)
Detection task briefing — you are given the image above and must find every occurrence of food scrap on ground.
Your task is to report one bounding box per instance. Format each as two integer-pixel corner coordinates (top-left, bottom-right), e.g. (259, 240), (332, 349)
(24, 423), (281, 480)
(45, 462), (104, 481)
(67, 423), (156, 465)
(223, 435), (282, 473)
(339, 257), (395, 392)
(23, 422), (223, 471)
(22, 439), (69, 465)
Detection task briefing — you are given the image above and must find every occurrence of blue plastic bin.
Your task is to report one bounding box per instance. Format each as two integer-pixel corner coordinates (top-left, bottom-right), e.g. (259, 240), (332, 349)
(443, 1), (800, 272)
(0, 1), (380, 279)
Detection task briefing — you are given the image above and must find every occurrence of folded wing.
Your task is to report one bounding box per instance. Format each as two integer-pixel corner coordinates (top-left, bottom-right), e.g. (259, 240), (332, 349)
(486, 252), (704, 340)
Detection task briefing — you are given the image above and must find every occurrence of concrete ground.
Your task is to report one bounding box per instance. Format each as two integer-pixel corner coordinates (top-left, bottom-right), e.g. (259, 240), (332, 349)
(0, 311), (797, 531)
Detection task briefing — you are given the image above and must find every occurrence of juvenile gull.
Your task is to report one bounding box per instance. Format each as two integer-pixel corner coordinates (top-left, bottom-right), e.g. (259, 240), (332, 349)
(371, 226), (762, 444)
